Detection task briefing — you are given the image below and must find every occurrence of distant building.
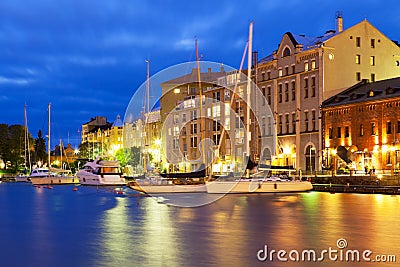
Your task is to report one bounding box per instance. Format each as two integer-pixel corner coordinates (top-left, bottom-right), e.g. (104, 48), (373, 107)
(321, 77), (400, 174)
(254, 15), (400, 172)
(50, 143), (77, 167)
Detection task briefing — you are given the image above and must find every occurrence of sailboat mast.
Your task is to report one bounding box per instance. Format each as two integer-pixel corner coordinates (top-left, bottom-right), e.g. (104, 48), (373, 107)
(23, 103), (31, 172)
(246, 22), (253, 176)
(196, 38), (206, 169)
(143, 59), (150, 172)
(48, 103), (51, 168)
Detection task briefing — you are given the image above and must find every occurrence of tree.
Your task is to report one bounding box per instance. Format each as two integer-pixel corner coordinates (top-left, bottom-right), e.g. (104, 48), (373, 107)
(0, 124), (9, 169)
(34, 130), (47, 165)
(115, 148), (127, 167)
(7, 125), (25, 172)
(78, 141), (101, 160)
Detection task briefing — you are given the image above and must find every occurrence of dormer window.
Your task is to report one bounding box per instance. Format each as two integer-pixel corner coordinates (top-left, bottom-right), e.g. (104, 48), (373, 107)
(283, 47), (291, 57)
(369, 90), (374, 97)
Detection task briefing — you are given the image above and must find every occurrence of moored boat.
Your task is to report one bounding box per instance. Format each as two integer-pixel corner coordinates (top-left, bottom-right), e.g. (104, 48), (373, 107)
(29, 168), (78, 185)
(129, 174), (206, 194)
(76, 156), (126, 186)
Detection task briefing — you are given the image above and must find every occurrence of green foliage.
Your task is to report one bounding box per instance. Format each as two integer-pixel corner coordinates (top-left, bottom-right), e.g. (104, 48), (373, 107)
(115, 148), (127, 166)
(34, 130), (47, 164)
(78, 141), (102, 160)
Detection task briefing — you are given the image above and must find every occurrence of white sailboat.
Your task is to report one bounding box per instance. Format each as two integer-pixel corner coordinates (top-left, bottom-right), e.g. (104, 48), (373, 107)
(30, 103), (79, 185)
(206, 22), (313, 194)
(129, 58), (207, 194)
(15, 104), (32, 182)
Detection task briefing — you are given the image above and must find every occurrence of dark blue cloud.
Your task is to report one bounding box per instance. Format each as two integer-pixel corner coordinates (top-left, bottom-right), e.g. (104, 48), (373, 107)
(0, 0), (399, 147)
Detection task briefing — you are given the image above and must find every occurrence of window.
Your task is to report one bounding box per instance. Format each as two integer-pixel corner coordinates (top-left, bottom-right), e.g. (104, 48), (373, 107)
(189, 87), (196, 94)
(278, 69), (283, 77)
(283, 47), (291, 57)
(291, 65), (295, 74)
(291, 81), (296, 101)
(292, 113), (296, 133)
(267, 86), (271, 104)
(213, 91), (220, 102)
(311, 110), (316, 131)
(356, 54), (361, 64)
(311, 60), (316, 70)
(278, 84), (282, 103)
(371, 73), (375, 82)
(370, 56), (375, 66)
(261, 87), (266, 106)
(398, 121), (400, 133)
(337, 127), (341, 138)
(329, 127), (333, 139)
(267, 71), (271, 80)
(371, 38), (375, 48)
(371, 122), (376, 135)
(285, 114), (289, 134)
(304, 78), (309, 98)
(311, 77), (316, 97)
(285, 83), (289, 102)
(387, 121), (392, 134)
(356, 72), (361, 81)
(304, 111), (309, 132)
(345, 126), (349, 138)
(191, 123), (197, 134)
(285, 66), (289, 76)
(304, 62), (309, 71)
(191, 136), (197, 148)
(356, 37), (361, 47)
(278, 115), (282, 134)
(261, 72), (265, 81)
(360, 124), (364, 136)
(182, 113), (186, 122)
(268, 116), (272, 135)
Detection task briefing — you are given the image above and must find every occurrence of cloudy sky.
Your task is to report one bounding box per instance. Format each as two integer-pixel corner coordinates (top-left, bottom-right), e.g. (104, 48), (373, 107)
(1, 0), (399, 147)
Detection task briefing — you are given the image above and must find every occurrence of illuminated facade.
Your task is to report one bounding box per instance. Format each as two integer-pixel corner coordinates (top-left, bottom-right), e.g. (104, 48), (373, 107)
(254, 16), (400, 172)
(321, 77), (400, 174)
(80, 115), (125, 156)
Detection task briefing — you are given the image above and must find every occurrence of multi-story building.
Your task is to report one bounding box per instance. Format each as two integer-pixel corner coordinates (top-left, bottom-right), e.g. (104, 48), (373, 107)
(321, 77), (400, 174)
(50, 143), (77, 167)
(80, 115), (125, 157)
(254, 15), (400, 172)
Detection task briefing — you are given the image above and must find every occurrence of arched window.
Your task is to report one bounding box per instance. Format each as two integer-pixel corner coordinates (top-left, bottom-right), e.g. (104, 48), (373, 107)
(283, 47), (291, 57)
(305, 145), (316, 172)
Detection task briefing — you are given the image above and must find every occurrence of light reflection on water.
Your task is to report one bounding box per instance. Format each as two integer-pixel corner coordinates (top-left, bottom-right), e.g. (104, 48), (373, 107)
(0, 183), (399, 267)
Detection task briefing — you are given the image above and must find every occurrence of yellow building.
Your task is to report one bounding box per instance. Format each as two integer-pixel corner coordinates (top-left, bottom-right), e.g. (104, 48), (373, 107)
(255, 15), (400, 172)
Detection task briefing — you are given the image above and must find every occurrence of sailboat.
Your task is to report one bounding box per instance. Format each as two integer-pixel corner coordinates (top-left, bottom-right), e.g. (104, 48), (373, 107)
(30, 103), (79, 185)
(205, 22), (313, 194)
(15, 104), (32, 182)
(129, 58), (207, 194)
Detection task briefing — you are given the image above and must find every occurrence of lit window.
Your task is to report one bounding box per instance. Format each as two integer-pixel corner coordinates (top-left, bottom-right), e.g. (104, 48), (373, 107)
(356, 55), (361, 64)
(311, 60), (316, 70)
(304, 62), (309, 72)
(278, 69), (283, 77)
(370, 56), (375, 66)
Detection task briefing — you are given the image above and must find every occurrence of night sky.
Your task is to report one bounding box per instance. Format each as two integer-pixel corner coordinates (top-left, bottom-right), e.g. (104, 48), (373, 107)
(1, 0), (399, 148)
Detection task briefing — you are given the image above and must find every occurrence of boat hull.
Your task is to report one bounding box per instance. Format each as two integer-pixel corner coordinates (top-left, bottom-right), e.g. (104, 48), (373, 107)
(30, 176), (79, 185)
(206, 180), (313, 194)
(77, 172), (126, 186)
(15, 175), (31, 182)
(130, 178), (206, 193)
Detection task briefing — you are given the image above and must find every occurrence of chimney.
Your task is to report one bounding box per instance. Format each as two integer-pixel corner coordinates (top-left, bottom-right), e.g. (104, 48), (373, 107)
(336, 11), (343, 33)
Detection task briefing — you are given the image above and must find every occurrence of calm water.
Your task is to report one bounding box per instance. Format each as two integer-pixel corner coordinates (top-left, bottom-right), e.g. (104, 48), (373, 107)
(0, 182), (399, 267)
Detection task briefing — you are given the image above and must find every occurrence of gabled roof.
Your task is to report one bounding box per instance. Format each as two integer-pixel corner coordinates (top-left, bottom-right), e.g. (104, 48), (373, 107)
(321, 77), (400, 108)
(112, 115), (123, 127)
(161, 67), (226, 86)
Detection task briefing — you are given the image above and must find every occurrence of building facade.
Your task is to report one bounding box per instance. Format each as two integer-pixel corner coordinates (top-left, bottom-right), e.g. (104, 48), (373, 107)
(321, 77), (400, 174)
(255, 16), (400, 172)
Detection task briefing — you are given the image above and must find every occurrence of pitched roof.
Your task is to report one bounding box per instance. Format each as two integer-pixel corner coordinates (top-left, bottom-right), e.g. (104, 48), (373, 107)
(321, 77), (400, 108)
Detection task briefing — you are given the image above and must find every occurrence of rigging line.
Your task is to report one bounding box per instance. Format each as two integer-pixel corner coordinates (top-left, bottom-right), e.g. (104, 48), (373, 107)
(216, 41), (249, 154)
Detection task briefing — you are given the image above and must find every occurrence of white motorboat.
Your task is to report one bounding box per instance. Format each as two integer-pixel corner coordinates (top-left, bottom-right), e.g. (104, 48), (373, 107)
(76, 156), (126, 186)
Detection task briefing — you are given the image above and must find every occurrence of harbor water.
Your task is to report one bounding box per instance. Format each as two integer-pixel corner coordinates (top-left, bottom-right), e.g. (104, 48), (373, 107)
(0, 182), (399, 267)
